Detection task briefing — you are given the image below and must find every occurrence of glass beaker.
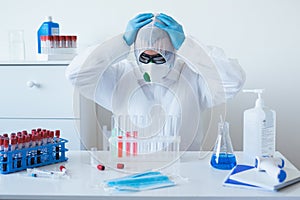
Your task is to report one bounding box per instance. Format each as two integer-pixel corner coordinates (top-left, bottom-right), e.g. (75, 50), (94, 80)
(9, 30), (25, 61)
(210, 119), (237, 170)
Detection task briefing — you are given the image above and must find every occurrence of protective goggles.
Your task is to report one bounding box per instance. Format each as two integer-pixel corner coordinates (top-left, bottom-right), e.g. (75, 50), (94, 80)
(139, 52), (166, 64)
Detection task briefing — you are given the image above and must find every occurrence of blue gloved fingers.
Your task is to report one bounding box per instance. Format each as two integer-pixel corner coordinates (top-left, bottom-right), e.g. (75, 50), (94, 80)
(133, 13), (154, 23)
(157, 13), (176, 21)
(127, 13), (153, 30)
(153, 21), (169, 32)
(135, 18), (153, 29)
(123, 13), (154, 46)
(154, 14), (185, 50)
(156, 13), (176, 26)
(133, 13), (153, 28)
(155, 17), (172, 27)
(156, 14), (182, 31)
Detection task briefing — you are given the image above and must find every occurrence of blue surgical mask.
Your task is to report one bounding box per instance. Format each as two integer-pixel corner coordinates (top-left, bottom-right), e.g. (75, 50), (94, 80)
(104, 171), (175, 192)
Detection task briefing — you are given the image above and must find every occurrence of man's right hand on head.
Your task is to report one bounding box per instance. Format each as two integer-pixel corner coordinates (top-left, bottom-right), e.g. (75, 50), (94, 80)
(123, 13), (154, 46)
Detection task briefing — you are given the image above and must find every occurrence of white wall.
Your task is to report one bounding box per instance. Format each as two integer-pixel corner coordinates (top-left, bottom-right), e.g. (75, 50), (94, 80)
(1, 0), (300, 168)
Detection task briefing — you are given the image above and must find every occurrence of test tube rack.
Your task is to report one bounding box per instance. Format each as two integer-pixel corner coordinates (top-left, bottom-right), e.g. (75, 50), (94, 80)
(107, 115), (181, 172)
(37, 35), (77, 61)
(0, 137), (68, 174)
(109, 135), (181, 160)
(108, 134), (181, 173)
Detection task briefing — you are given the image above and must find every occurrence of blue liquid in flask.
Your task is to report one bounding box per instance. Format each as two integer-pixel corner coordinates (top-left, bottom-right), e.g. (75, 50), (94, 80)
(210, 153), (237, 170)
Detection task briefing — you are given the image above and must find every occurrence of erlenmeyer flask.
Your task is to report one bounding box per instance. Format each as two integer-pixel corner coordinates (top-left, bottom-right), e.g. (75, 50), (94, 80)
(210, 118), (237, 170)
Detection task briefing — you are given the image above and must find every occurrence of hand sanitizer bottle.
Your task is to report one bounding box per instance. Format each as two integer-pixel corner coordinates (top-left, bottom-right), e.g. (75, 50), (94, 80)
(243, 89), (276, 164)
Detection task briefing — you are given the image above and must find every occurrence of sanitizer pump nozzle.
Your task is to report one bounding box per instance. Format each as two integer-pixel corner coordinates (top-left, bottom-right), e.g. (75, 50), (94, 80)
(243, 89), (265, 108)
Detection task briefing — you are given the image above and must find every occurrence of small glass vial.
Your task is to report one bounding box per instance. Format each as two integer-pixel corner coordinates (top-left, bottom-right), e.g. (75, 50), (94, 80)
(90, 147), (98, 167)
(210, 117), (237, 170)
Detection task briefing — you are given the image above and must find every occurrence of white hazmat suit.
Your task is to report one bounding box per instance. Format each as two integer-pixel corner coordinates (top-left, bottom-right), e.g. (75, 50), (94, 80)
(66, 18), (245, 151)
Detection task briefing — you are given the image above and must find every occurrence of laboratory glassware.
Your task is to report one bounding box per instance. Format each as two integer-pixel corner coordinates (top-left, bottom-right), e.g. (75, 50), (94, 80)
(9, 30), (25, 61)
(210, 117), (237, 170)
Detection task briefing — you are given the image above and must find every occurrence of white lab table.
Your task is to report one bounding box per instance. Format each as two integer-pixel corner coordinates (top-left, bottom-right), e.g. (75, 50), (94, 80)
(0, 151), (299, 200)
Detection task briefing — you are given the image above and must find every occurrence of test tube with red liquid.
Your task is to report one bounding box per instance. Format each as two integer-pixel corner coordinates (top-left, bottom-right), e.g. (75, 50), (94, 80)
(118, 133), (123, 158)
(133, 131), (138, 156)
(126, 132), (131, 157)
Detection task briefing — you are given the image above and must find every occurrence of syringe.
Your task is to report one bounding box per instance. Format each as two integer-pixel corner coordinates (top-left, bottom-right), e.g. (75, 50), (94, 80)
(27, 166), (67, 179)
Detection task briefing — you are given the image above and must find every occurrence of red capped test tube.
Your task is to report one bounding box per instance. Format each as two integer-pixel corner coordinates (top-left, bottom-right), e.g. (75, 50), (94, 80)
(31, 134), (36, 148)
(65, 36), (71, 48)
(59, 36), (65, 48)
(10, 137), (17, 169)
(49, 36), (54, 54)
(31, 129), (36, 136)
(10, 137), (17, 151)
(53, 35), (59, 49)
(28, 134), (32, 146)
(36, 132), (42, 164)
(25, 135), (31, 165)
(71, 36), (77, 48)
(17, 136), (24, 168)
(0, 136), (4, 151)
(30, 134), (37, 165)
(55, 130), (60, 142)
(49, 131), (54, 143)
(24, 135), (30, 149)
(41, 131), (48, 163)
(22, 130), (28, 135)
(3, 137), (9, 151)
(55, 130), (60, 160)
(42, 36), (50, 54)
(17, 136), (23, 150)
(3, 137), (9, 172)
(41, 131), (47, 145)
(37, 132), (42, 146)
(10, 133), (16, 138)
(0, 136), (4, 170)
(46, 130), (50, 143)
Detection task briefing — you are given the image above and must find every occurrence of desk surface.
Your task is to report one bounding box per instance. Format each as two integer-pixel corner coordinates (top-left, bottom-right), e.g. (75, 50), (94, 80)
(0, 151), (299, 200)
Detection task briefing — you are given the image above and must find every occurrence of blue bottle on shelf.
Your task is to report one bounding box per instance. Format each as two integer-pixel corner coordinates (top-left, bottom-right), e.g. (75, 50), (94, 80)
(37, 16), (59, 54)
(210, 116), (237, 170)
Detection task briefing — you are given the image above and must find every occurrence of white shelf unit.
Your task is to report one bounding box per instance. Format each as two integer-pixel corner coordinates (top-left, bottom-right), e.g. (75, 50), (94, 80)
(0, 62), (81, 150)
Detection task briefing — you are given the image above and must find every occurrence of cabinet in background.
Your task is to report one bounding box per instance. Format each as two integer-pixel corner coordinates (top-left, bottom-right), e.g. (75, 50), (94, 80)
(0, 62), (80, 150)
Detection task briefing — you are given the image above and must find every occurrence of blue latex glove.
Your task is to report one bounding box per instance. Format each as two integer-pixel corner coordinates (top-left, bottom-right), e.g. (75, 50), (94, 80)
(155, 13), (185, 50)
(123, 13), (154, 46)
